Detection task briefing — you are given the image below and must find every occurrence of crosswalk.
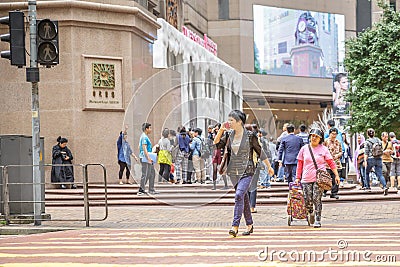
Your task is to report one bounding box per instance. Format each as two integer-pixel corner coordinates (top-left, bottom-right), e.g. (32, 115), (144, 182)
(0, 224), (399, 266)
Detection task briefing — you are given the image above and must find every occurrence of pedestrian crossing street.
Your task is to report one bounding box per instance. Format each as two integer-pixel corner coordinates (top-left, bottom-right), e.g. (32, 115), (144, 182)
(0, 224), (399, 266)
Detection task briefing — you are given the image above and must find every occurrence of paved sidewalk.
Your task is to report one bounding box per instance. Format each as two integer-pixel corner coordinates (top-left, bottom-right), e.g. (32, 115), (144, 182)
(8, 200), (399, 229)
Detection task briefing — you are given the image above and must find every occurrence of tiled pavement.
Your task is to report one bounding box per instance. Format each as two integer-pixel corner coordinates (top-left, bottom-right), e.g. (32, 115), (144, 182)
(35, 200), (400, 229)
(1, 201), (400, 266)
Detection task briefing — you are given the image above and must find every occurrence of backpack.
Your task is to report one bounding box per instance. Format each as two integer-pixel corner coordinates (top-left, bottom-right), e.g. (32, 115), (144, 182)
(368, 139), (383, 157)
(199, 137), (212, 159)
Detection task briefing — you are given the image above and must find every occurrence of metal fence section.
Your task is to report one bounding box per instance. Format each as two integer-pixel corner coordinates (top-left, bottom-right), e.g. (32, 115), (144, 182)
(0, 163), (108, 227)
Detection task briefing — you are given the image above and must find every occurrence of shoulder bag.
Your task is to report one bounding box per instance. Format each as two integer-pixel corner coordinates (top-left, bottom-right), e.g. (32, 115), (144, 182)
(308, 145), (332, 191)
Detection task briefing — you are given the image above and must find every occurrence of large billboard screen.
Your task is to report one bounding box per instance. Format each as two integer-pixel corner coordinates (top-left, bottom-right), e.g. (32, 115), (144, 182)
(253, 5), (345, 78)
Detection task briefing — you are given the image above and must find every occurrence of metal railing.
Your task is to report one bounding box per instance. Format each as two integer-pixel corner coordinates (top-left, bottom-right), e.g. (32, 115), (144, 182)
(0, 163), (108, 227)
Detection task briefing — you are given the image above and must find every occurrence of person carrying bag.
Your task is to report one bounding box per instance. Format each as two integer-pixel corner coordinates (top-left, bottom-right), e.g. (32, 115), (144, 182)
(295, 128), (340, 228)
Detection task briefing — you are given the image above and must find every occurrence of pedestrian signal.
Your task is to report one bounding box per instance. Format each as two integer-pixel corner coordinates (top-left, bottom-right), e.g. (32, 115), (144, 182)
(37, 19), (59, 66)
(0, 11), (26, 67)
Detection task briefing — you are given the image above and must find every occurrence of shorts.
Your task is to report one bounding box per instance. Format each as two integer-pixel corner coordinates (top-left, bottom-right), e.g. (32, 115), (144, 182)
(390, 158), (400, 176)
(212, 148), (223, 165)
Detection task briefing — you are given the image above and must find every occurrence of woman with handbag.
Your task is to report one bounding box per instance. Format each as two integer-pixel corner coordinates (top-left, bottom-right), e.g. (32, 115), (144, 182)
(295, 128), (340, 228)
(214, 110), (274, 237)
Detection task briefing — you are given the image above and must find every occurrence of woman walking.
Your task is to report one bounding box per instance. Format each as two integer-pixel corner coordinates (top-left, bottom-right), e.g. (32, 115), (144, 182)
(295, 128), (340, 228)
(51, 136), (75, 189)
(117, 130), (138, 184)
(354, 134), (367, 189)
(158, 128), (174, 183)
(214, 110), (274, 237)
(340, 132), (353, 187)
(210, 123), (229, 190)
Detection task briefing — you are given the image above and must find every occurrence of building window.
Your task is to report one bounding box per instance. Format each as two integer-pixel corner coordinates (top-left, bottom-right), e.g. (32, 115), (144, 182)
(278, 42), (287, 54)
(218, 0), (229, 20)
(390, 0), (396, 10)
(134, 0), (148, 9)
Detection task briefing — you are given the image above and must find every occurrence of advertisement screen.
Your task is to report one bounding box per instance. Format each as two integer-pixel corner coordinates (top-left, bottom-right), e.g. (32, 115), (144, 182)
(254, 5), (345, 78)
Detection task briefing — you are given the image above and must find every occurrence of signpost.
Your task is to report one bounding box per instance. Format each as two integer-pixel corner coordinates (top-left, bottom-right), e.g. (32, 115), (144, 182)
(28, 0), (41, 226)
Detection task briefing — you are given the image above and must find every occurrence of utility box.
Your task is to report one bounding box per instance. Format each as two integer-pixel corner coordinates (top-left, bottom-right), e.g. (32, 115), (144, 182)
(0, 135), (45, 215)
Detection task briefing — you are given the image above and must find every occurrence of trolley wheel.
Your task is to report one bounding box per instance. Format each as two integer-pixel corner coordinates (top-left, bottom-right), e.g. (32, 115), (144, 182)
(288, 216), (292, 226)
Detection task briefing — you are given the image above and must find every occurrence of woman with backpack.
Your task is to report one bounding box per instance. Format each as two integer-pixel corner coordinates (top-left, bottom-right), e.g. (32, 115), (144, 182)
(364, 128), (389, 195)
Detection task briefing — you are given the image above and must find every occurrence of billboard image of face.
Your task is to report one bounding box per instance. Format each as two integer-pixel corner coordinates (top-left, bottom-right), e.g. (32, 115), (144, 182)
(333, 72), (350, 117)
(253, 5), (345, 78)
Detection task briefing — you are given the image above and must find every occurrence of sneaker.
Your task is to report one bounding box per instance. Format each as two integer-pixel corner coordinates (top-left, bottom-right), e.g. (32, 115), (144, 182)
(127, 180), (134, 185)
(137, 191), (146, 196)
(148, 190), (160, 195)
(384, 187), (389, 196)
(330, 194), (339, 199)
(322, 192), (327, 197)
(339, 181), (344, 188)
(313, 221), (321, 228)
(119, 180), (124, 185)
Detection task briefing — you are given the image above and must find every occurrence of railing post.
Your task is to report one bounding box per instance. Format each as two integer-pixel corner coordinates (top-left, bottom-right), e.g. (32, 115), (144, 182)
(3, 166), (10, 225)
(82, 165), (90, 227)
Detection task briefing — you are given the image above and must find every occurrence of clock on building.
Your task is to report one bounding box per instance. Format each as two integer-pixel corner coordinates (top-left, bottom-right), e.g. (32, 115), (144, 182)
(92, 63), (115, 88)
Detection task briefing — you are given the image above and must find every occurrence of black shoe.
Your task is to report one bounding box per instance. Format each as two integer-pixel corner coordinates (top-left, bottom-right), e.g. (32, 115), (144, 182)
(71, 184), (77, 189)
(182, 181), (187, 184)
(384, 187), (389, 196)
(60, 184), (66, 189)
(229, 229), (238, 237)
(242, 225), (254, 236)
(330, 194), (339, 199)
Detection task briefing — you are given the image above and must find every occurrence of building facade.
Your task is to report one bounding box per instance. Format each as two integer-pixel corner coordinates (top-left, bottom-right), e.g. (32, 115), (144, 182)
(0, 0), (392, 183)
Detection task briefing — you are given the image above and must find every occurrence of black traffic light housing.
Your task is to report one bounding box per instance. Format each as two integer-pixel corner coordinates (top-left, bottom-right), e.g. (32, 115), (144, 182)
(0, 11), (26, 67)
(37, 19), (59, 66)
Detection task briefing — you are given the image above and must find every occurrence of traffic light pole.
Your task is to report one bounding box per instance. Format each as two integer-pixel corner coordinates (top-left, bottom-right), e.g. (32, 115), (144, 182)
(28, 0), (41, 226)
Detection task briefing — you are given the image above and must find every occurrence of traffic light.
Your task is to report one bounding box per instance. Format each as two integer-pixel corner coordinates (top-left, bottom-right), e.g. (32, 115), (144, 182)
(37, 19), (59, 66)
(0, 11), (26, 67)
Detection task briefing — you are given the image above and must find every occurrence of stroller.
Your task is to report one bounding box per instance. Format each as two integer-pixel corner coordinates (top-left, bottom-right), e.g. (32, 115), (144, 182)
(287, 182), (310, 226)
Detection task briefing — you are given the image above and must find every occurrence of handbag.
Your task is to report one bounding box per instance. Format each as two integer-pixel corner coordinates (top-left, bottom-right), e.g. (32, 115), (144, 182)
(218, 134), (230, 175)
(308, 145), (332, 191)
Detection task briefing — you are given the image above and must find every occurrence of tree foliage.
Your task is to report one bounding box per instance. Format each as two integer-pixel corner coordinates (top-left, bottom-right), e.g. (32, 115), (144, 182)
(344, 1), (400, 134)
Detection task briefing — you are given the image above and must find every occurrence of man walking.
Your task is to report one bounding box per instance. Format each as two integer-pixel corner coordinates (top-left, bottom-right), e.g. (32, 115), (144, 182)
(389, 132), (400, 189)
(190, 128), (206, 183)
(137, 122), (158, 195)
(278, 124), (304, 184)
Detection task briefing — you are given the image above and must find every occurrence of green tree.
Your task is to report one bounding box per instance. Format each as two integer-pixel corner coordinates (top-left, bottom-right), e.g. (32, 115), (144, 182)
(344, 1), (400, 134)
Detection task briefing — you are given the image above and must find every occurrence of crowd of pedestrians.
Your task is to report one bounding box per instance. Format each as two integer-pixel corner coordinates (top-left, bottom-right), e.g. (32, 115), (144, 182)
(112, 119), (399, 221)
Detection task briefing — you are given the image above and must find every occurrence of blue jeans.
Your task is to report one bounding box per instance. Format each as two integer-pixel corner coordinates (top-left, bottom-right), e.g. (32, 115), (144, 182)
(233, 175), (253, 227)
(366, 158), (387, 189)
(248, 190), (257, 209)
(277, 166), (284, 181)
(259, 162), (271, 186)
